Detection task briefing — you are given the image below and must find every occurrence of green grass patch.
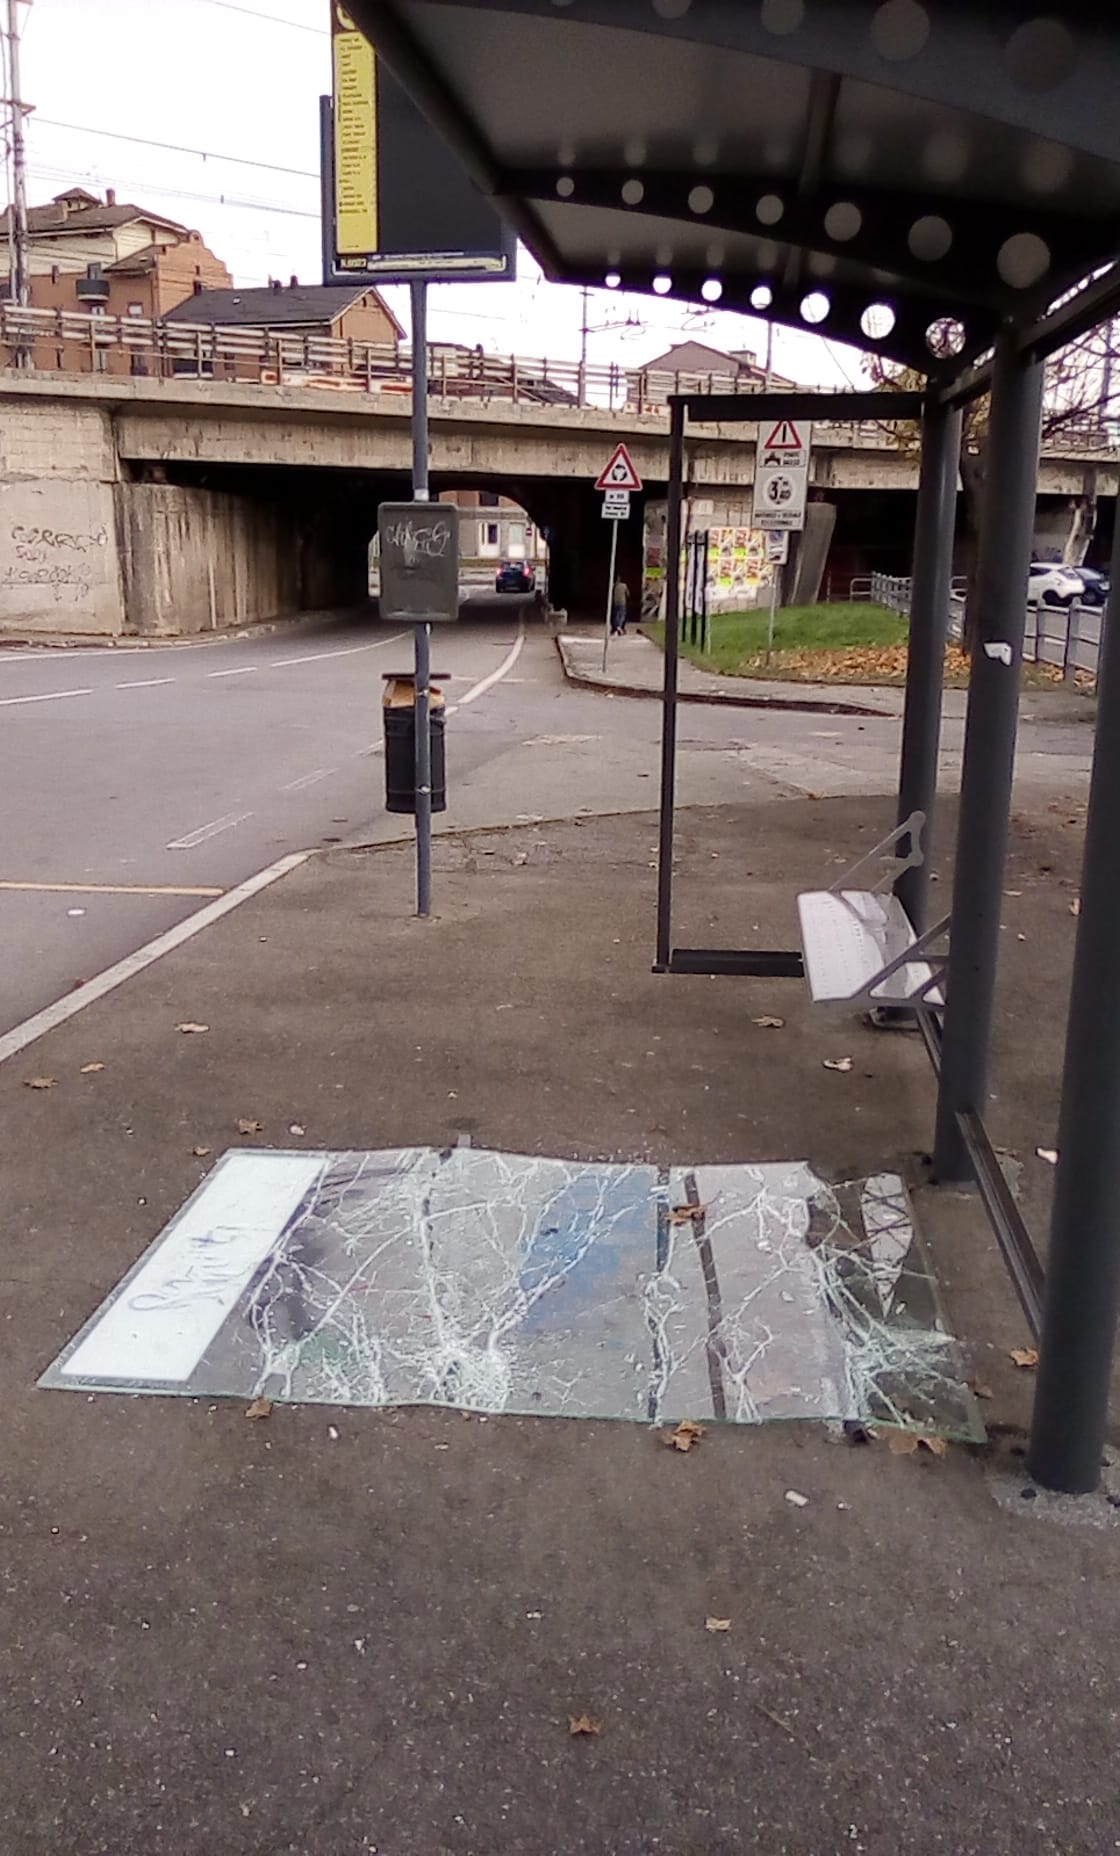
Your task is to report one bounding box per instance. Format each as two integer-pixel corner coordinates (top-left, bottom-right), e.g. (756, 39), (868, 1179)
(643, 602), (907, 676)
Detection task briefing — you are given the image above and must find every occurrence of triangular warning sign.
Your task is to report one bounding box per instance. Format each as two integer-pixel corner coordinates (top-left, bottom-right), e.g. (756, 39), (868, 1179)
(595, 442), (643, 492)
(762, 419), (804, 453)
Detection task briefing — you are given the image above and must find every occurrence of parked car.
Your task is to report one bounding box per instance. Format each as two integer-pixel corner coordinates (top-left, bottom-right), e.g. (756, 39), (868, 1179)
(1073, 564), (1110, 607)
(495, 560), (536, 593)
(1027, 561), (1085, 606)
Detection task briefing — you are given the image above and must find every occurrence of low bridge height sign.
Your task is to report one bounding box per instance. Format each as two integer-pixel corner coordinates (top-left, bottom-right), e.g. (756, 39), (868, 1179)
(752, 418), (812, 532)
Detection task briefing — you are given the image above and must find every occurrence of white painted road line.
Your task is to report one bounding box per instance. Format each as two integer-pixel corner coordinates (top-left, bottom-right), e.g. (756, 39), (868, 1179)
(281, 767), (334, 792)
(457, 627), (526, 705)
(0, 687), (93, 708)
(117, 677), (174, 689)
(167, 810), (253, 850)
(208, 666), (257, 679)
(0, 853), (310, 1066)
(270, 632), (407, 669)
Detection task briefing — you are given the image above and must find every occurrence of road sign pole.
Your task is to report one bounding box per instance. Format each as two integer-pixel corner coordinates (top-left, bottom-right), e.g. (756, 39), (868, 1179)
(602, 513), (620, 672)
(410, 278), (432, 919)
(766, 571), (778, 667)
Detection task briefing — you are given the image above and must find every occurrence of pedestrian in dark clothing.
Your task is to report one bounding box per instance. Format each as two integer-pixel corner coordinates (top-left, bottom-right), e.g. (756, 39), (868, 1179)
(611, 575), (629, 634)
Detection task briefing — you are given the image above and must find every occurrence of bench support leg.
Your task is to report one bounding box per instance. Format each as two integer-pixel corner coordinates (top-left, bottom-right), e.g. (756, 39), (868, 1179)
(933, 331), (1043, 1182)
(895, 394), (962, 933)
(1028, 496), (1120, 1494)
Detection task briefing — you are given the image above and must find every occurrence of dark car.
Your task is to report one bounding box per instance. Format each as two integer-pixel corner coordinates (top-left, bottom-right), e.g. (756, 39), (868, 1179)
(1074, 565), (1111, 607)
(495, 560), (536, 594)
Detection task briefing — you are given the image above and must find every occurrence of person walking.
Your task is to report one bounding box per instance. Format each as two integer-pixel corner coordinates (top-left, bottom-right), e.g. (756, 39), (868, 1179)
(611, 573), (630, 635)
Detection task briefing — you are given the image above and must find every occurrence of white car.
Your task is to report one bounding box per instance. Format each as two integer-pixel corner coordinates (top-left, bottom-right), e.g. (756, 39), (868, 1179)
(1028, 561), (1085, 606)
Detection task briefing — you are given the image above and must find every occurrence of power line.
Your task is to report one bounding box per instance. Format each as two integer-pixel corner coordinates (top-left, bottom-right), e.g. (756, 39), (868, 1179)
(27, 160), (320, 219)
(187, 0), (326, 32)
(33, 116), (318, 179)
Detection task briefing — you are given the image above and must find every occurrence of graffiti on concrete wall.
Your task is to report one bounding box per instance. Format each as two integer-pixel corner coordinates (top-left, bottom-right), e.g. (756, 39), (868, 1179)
(2, 522), (108, 604)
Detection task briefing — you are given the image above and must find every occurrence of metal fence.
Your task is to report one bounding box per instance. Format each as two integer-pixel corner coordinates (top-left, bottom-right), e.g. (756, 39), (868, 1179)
(867, 570), (1102, 682)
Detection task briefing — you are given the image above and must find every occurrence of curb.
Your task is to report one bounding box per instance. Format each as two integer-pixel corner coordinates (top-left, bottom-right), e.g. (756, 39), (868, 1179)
(553, 637), (891, 719)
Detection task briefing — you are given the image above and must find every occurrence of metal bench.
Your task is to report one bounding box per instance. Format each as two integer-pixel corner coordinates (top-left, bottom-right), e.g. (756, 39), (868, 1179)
(796, 812), (949, 1010)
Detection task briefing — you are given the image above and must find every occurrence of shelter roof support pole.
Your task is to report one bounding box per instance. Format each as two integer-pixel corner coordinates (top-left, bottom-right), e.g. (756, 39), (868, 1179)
(933, 330), (1043, 1181)
(1027, 498), (1120, 1494)
(654, 399), (686, 971)
(895, 394), (963, 932)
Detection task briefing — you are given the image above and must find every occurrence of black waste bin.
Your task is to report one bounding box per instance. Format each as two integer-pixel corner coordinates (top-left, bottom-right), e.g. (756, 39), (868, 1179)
(382, 675), (447, 814)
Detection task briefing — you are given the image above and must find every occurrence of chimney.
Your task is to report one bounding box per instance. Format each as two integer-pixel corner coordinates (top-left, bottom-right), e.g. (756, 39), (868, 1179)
(271, 278), (282, 293)
(289, 274), (298, 288)
(192, 278), (203, 295)
(105, 187), (116, 207)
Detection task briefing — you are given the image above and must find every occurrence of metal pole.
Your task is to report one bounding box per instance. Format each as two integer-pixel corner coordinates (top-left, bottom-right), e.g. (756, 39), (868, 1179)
(6, 0), (30, 308)
(765, 569), (778, 666)
(1027, 498), (1120, 1493)
(654, 399), (686, 971)
(933, 331), (1044, 1180)
(895, 396), (963, 931)
(601, 513), (619, 673)
(410, 278), (432, 919)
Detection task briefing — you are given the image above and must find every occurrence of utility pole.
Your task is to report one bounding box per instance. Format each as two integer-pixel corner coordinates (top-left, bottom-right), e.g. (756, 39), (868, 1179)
(579, 284), (589, 406)
(4, 0), (30, 306)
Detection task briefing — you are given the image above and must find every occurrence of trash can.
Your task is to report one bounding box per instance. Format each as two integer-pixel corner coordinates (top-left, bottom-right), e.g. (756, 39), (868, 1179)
(382, 674), (447, 814)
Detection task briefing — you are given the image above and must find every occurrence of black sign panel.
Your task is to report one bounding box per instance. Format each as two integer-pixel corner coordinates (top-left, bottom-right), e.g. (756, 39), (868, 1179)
(322, 5), (515, 284)
(377, 503), (460, 623)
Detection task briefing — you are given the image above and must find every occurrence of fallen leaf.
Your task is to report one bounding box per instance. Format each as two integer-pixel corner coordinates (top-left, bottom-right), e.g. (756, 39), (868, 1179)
(664, 1418), (706, 1452)
(177, 1022), (209, 1035)
(1035, 1147), (1059, 1166)
(568, 1715), (602, 1737)
(245, 1398), (273, 1421)
(25, 1076), (56, 1090)
(705, 1617), (732, 1633)
(753, 1015), (785, 1029)
(237, 1118), (263, 1135)
(784, 1488), (809, 1507)
(920, 1436), (949, 1458)
(1010, 1347), (1040, 1370)
(822, 1056), (853, 1073)
(1070, 897), (1081, 916)
(884, 1431), (920, 1455)
(192, 1145), (211, 1158)
(971, 1380), (994, 1401)
(80, 1062), (105, 1075)
(668, 1202), (710, 1225)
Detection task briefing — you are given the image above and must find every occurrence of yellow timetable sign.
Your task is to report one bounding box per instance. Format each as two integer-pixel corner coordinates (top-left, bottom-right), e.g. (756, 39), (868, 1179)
(332, 4), (378, 256)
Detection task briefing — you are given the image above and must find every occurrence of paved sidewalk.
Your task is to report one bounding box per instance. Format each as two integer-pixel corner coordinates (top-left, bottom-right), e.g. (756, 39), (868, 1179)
(2, 787), (1118, 1855)
(555, 625), (1095, 726)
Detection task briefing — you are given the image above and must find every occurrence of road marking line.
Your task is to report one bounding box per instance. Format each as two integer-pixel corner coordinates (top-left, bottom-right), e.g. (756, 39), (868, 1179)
(116, 677), (175, 689)
(167, 810), (252, 850)
(270, 632), (407, 669)
(281, 767), (334, 792)
(0, 853), (309, 1066)
(0, 880), (224, 898)
(0, 687), (92, 708)
(209, 666), (257, 679)
(457, 626), (526, 705)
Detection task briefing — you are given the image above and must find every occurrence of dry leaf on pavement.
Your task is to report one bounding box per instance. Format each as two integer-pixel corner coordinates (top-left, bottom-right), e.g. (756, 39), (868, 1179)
(664, 1418), (706, 1452)
(25, 1076), (56, 1090)
(568, 1715), (602, 1737)
(971, 1380), (994, 1400)
(753, 1016), (785, 1030)
(668, 1203), (709, 1225)
(920, 1436), (949, 1458)
(177, 1022), (210, 1035)
(192, 1145), (211, 1158)
(822, 1057), (853, 1074)
(237, 1118), (263, 1135)
(80, 1062), (105, 1075)
(245, 1398), (273, 1421)
(705, 1617), (732, 1632)
(1010, 1347), (1040, 1369)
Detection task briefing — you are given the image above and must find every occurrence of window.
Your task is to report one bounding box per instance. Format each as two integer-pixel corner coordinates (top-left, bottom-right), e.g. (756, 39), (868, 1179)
(480, 490), (500, 507)
(486, 523), (499, 545)
(128, 303), (144, 317)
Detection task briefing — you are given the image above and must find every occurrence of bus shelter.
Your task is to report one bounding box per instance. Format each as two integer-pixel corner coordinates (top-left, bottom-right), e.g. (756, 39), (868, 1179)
(353, 0), (1120, 1493)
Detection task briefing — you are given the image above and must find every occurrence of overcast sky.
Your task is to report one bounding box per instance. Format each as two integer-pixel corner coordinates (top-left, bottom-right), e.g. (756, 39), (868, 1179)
(12, 0), (860, 385)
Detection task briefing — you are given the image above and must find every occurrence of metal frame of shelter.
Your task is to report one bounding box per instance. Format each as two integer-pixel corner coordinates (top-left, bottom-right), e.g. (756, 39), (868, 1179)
(350, 0), (1120, 1494)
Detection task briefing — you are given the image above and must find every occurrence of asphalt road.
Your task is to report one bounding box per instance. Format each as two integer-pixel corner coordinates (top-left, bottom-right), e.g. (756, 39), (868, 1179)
(0, 598), (1094, 1041)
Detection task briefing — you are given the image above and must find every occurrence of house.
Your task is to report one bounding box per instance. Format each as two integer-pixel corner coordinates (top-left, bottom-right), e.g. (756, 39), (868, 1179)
(627, 338), (795, 407)
(0, 187), (233, 369)
(163, 281), (404, 375)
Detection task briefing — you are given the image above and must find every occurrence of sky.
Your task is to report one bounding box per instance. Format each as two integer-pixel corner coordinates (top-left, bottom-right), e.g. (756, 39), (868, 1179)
(8, 0), (862, 387)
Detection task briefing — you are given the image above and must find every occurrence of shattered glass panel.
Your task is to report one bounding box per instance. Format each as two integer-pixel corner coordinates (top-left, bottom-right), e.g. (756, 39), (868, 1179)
(40, 1149), (983, 1440)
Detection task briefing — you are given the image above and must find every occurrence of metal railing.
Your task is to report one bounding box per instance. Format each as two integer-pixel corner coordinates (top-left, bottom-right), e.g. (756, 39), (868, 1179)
(869, 570), (1101, 681)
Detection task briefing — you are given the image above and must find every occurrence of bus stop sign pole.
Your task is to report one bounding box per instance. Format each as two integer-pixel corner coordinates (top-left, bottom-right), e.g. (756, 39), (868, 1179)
(410, 279), (433, 918)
